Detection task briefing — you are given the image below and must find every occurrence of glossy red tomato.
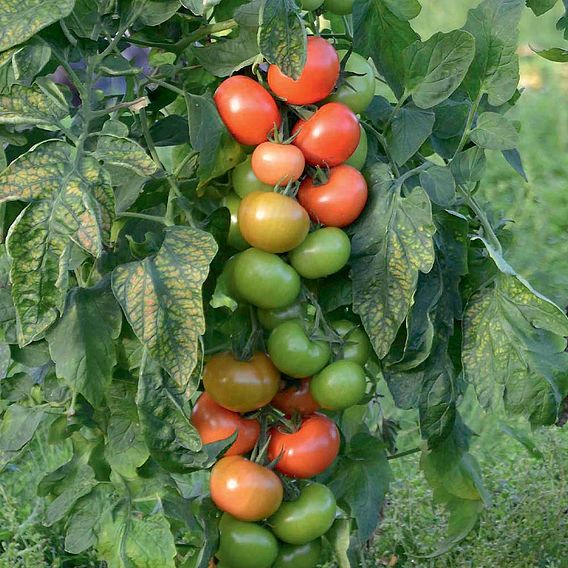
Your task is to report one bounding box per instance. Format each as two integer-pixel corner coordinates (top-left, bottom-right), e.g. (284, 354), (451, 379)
(210, 456), (283, 521)
(268, 36), (340, 105)
(214, 76), (282, 146)
(191, 393), (260, 456)
(268, 414), (340, 478)
(297, 164), (368, 227)
(251, 142), (305, 186)
(292, 103), (360, 167)
(271, 379), (320, 416)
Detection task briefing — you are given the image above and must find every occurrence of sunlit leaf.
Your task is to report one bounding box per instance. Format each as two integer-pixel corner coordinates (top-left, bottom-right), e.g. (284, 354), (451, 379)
(470, 112), (519, 150)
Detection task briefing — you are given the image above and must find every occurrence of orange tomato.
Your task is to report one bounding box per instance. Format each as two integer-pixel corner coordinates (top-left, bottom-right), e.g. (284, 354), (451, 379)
(251, 142), (305, 186)
(271, 379), (320, 416)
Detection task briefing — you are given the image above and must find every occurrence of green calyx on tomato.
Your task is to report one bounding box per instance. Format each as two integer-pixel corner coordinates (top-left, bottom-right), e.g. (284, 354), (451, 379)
(232, 156), (273, 198)
(257, 301), (306, 331)
(331, 319), (372, 365)
(222, 192), (249, 251)
(267, 320), (330, 378)
(289, 227), (351, 279)
(216, 513), (279, 568)
(310, 360), (367, 410)
(272, 539), (322, 568)
(270, 483), (337, 544)
(345, 124), (368, 170)
(233, 248), (301, 309)
(329, 51), (375, 114)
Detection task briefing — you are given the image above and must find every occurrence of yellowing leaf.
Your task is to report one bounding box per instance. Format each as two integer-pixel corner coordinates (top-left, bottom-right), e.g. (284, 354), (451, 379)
(94, 135), (157, 176)
(0, 82), (67, 126)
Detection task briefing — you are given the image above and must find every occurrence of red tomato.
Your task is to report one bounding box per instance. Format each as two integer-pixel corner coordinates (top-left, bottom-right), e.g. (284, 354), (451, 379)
(210, 456), (284, 521)
(268, 414), (340, 478)
(268, 37), (340, 105)
(191, 393), (260, 456)
(214, 76), (282, 146)
(297, 164), (368, 227)
(251, 142), (306, 186)
(271, 379), (320, 416)
(292, 103), (360, 167)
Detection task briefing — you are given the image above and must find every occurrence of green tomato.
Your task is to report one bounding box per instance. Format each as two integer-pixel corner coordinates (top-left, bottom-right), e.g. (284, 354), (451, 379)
(345, 125), (368, 170)
(257, 301), (306, 331)
(299, 0), (325, 9)
(232, 156), (272, 198)
(233, 249), (301, 309)
(273, 540), (322, 568)
(217, 514), (278, 568)
(289, 227), (351, 279)
(270, 483), (336, 545)
(223, 192), (249, 250)
(331, 320), (372, 365)
(323, 0), (353, 15)
(329, 51), (375, 114)
(310, 360), (366, 410)
(268, 321), (330, 378)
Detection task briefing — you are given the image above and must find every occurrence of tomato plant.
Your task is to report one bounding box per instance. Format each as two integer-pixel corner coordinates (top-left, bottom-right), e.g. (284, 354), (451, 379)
(0, 1), (566, 567)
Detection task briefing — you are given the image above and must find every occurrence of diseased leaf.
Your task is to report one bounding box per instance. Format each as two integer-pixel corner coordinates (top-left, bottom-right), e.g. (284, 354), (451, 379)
(387, 105), (435, 165)
(0, 82), (67, 126)
(112, 226), (217, 390)
(470, 112), (519, 150)
(12, 38), (51, 85)
(94, 135), (157, 176)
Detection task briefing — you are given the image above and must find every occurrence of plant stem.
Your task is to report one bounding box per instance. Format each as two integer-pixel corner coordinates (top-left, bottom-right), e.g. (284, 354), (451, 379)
(387, 447), (421, 460)
(118, 211), (167, 224)
(452, 91), (482, 158)
(174, 19), (238, 53)
(363, 123), (400, 177)
(91, 96), (149, 118)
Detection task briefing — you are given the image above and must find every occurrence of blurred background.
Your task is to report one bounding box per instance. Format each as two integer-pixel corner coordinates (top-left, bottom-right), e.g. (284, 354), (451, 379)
(1, 2), (567, 567)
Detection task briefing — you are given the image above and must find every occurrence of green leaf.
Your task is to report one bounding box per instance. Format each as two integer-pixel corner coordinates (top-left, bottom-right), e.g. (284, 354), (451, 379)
(450, 146), (486, 185)
(404, 30), (475, 109)
(258, 0), (307, 80)
(94, 134), (157, 176)
(112, 226), (217, 390)
(0, 0), (75, 52)
(462, 0), (524, 106)
(181, 0), (221, 15)
(419, 165), (456, 207)
(12, 38), (51, 85)
(531, 46), (568, 62)
(497, 421), (545, 460)
(125, 0), (181, 26)
(0, 82), (67, 126)
(502, 148), (527, 181)
(0, 404), (44, 452)
(382, 0), (421, 20)
(352, 164), (436, 359)
(47, 281), (122, 407)
(326, 519), (351, 568)
(470, 112), (519, 150)
(353, 0), (419, 97)
(387, 105), (435, 165)
(527, 0), (558, 16)
(0, 140), (114, 345)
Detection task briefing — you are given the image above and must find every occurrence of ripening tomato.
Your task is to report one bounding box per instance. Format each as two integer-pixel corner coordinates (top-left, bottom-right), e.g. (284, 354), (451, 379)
(297, 164), (368, 227)
(272, 540), (322, 568)
(268, 414), (340, 478)
(251, 142), (305, 186)
(268, 36), (339, 105)
(331, 319), (372, 365)
(216, 513), (279, 568)
(323, 0), (353, 15)
(271, 378), (320, 416)
(233, 156), (273, 198)
(211, 456), (284, 521)
(222, 192), (249, 250)
(329, 51), (375, 114)
(191, 393), (260, 456)
(257, 301), (306, 331)
(203, 352), (280, 413)
(292, 103), (360, 167)
(238, 192), (309, 253)
(345, 125), (368, 170)
(214, 76), (282, 146)
(310, 360), (367, 410)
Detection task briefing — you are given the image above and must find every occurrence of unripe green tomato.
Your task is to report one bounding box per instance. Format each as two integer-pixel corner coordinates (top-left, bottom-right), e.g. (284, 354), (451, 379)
(299, 0), (325, 10)
(268, 321), (331, 378)
(232, 156), (273, 198)
(269, 483), (336, 545)
(289, 227), (351, 279)
(310, 360), (366, 410)
(233, 249), (301, 309)
(216, 513), (278, 568)
(273, 540), (322, 568)
(257, 301), (306, 330)
(331, 320), (372, 365)
(345, 125), (368, 170)
(329, 51), (375, 114)
(323, 0), (353, 15)
(222, 192), (249, 250)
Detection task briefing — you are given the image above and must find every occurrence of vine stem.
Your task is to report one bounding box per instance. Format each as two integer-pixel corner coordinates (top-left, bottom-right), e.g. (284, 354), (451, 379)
(363, 123), (400, 177)
(118, 212), (167, 224)
(387, 447), (421, 460)
(452, 91), (483, 158)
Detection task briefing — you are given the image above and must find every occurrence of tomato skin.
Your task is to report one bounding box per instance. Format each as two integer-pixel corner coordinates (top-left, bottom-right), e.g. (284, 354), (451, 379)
(257, 301), (306, 331)
(292, 103), (360, 167)
(232, 156), (272, 198)
(233, 248), (301, 309)
(238, 192), (309, 253)
(272, 540), (322, 568)
(191, 393), (259, 456)
(251, 142), (305, 186)
(328, 51), (375, 114)
(211, 457), (283, 522)
(271, 378), (320, 416)
(345, 125), (368, 170)
(268, 414), (340, 478)
(216, 513), (279, 568)
(331, 320), (372, 365)
(289, 227), (351, 279)
(323, 0), (353, 15)
(268, 321), (331, 378)
(270, 483), (336, 544)
(214, 76), (281, 146)
(297, 164), (368, 227)
(222, 193), (249, 250)
(268, 36), (339, 105)
(310, 360), (366, 410)
(203, 352), (280, 413)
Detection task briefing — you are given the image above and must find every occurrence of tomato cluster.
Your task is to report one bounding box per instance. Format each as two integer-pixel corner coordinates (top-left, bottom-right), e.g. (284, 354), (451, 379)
(194, 35), (376, 568)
